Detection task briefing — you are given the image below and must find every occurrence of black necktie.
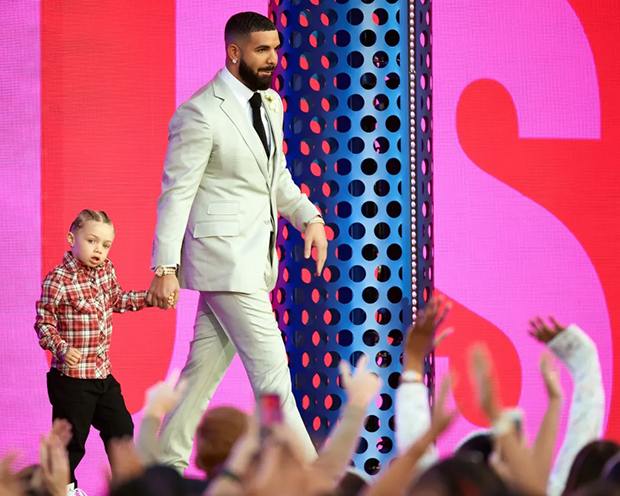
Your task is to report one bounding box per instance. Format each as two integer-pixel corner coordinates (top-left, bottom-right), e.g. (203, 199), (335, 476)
(249, 92), (269, 157)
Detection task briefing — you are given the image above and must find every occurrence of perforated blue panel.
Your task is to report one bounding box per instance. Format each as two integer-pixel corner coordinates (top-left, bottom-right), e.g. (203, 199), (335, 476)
(268, 0), (433, 476)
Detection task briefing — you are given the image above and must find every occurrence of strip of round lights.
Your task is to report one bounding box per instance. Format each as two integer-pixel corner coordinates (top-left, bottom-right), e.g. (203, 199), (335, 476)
(409, 0), (417, 322)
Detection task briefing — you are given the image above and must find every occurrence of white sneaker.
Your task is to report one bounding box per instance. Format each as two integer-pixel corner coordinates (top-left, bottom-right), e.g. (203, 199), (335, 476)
(73, 490), (88, 496)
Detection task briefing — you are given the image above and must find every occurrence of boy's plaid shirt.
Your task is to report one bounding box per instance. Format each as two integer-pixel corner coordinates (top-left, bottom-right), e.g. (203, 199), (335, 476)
(35, 251), (149, 379)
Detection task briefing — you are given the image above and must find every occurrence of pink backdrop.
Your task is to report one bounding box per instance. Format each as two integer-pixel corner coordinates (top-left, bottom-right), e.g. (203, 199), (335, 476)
(1, 1), (618, 495)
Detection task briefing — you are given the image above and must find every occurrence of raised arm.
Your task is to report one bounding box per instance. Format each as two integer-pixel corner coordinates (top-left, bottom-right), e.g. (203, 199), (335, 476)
(363, 378), (456, 496)
(529, 350), (563, 486)
(537, 320), (605, 496)
(396, 296), (452, 471)
(135, 370), (186, 466)
(310, 355), (381, 484)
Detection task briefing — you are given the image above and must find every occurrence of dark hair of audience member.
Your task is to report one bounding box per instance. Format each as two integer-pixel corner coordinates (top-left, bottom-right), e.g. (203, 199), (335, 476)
(108, 466), (188, 496)
(195, 406), (248, 476)
(601, 452), (620, 485)
(335, 469), (369, 496)
(563, 440), (620, 495)
(569, 480), (620, 496)
(409, 457), (512, 496)
(454, 432), (494, 465)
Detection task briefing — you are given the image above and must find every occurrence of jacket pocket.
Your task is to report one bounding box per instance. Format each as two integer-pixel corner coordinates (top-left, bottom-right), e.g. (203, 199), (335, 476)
(193, 221), (240, 238)
(207, 202), (240, 215)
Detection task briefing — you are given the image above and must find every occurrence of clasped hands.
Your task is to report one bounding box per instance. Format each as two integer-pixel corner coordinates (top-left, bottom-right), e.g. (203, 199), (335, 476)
(147, 274), (181, 310)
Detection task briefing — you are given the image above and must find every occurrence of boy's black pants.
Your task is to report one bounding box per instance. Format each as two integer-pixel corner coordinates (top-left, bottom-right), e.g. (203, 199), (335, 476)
(47, 367), (134, 486)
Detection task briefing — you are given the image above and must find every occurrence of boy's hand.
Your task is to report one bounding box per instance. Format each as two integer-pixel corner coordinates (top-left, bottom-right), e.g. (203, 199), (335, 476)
(167, 292), (177, 308)
(63, 348), (82, 368)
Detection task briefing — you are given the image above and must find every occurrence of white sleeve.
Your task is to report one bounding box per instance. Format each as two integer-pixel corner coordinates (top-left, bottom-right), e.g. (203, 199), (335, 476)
(395, 382), (439, 471)
(546, 324), (605, 496)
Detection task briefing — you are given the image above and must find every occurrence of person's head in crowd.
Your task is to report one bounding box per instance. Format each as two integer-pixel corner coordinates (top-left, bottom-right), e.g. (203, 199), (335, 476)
(195, 406), (248, 476)
(568, 480), (620, 496)
(454, 431), (494, 465)
(601, 452), (620, 485)
(224, 12), (279, 92)
(67, 209), (115, 268)
(563, 440), (620, 494)
(334, 467), (371, 496)
(409, 457), (512, 496)
(15, 464), (49, 496)
(108, 466), (189, 496)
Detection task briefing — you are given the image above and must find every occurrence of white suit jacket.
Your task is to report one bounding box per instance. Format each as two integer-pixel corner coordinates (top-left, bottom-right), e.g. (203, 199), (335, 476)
(151, 71), (319, 293)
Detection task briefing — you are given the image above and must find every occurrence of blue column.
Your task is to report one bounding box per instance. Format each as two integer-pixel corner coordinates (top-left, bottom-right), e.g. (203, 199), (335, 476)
(269, 0), (433, 476)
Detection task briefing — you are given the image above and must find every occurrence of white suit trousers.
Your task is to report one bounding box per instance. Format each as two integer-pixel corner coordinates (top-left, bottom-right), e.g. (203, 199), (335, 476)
(158, 285), (317, 470)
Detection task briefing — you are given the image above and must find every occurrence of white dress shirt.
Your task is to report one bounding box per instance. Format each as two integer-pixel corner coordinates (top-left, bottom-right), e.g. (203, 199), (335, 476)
(220, 66), (272, 153)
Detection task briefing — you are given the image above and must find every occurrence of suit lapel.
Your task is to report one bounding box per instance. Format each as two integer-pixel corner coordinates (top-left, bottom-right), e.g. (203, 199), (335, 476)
(213, 76), (270, 184)
(262, 92), (281, 188)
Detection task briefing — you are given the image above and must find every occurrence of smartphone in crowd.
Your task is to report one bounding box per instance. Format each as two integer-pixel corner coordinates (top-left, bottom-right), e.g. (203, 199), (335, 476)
(259, 393), (282, 442)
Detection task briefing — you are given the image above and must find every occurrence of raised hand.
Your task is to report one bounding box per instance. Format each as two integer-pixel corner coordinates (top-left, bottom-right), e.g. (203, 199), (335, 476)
(40, 434), (70, 496)
(404, 296), (453, 369)
(430, 375), (457, 438)
(470, 344), (502, 422)
(339, 354), (382, 409)
(63, 347), (82, 368)
(529, 316), (566, 344)
(50, 418), (73, 447)
(304, 221), (328, 277)
(108, 438), (144, 488)
(143, 369), (187, 419)
(539, 352), (562, 400)
(0, 453), (23, 496)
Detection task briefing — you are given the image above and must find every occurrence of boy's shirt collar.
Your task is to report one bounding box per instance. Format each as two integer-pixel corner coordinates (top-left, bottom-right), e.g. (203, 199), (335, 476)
(62, 251), (106, 274)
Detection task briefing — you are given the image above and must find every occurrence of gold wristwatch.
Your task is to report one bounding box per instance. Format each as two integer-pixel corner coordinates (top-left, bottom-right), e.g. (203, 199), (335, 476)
(155, 265), (176, 277)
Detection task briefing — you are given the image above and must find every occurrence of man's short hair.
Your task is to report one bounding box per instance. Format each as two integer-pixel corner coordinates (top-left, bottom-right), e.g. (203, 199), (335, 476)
(225, 12), (276, 45)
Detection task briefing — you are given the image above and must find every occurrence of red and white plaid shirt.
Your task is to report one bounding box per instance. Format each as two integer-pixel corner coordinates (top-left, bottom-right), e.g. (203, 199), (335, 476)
(35, 251), (149, 379)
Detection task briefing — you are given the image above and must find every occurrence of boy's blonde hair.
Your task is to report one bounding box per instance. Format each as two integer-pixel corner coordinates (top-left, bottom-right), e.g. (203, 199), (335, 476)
(69, 209), (114, 233)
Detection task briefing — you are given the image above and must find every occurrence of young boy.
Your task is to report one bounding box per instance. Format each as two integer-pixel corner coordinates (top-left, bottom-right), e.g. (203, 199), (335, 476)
(35, 209), (174, 493)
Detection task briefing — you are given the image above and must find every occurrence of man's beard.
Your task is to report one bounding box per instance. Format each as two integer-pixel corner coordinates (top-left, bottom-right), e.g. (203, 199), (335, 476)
(239, 58), (274, 91)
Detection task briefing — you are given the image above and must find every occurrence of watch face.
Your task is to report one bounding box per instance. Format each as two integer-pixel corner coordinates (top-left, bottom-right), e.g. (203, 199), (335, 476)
(156, 266), (163, 276)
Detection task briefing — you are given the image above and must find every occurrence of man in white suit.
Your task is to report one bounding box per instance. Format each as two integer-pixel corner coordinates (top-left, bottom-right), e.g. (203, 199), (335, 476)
(147, 12), (327, 469)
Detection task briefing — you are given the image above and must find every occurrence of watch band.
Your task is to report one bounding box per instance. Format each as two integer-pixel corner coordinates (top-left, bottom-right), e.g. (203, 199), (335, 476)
(155, 265), (177, 277)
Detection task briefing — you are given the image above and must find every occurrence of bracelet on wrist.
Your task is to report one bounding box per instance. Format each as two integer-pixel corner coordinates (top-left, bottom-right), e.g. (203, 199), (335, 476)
(401, 369), (424, 384)
(306, 216), (325, 226)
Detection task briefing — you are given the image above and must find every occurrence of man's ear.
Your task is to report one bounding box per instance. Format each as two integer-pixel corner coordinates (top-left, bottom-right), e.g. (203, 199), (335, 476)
(67, 232), (75, 247)
(227, 43), (240, 63)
